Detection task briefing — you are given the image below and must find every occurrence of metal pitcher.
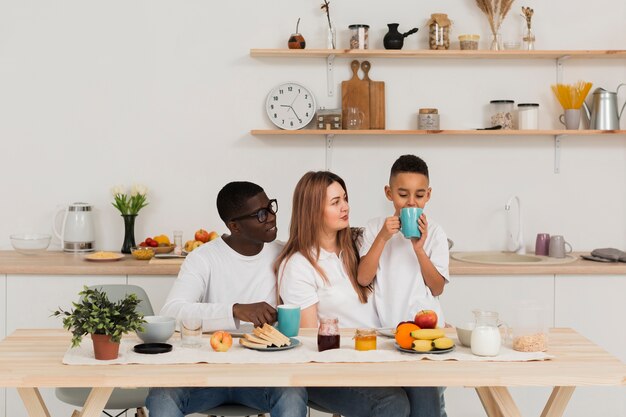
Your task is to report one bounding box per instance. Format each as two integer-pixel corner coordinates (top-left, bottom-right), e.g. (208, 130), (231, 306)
(582, 84), (626, 130)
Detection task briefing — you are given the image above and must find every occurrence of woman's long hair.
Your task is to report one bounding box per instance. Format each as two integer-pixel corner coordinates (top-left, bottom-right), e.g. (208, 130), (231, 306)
(274, 171), (371, 303)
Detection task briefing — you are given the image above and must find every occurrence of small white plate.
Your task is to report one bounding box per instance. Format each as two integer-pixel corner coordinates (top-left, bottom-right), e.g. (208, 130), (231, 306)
(377, 328), (395, 338)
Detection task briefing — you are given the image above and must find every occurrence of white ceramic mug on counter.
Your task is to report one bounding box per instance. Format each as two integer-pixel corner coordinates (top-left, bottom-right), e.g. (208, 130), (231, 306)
(548, 235), (572, 258)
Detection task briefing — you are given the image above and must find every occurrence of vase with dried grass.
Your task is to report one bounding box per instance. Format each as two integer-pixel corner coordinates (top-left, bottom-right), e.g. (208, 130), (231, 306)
(475, 0), (515, 51)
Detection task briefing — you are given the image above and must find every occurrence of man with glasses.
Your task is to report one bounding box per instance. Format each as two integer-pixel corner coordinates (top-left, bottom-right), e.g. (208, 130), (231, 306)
(147, 181), (307, 417)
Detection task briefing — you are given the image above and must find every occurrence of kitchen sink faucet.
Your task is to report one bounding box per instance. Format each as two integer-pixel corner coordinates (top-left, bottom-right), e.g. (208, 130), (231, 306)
(505, 195), (525, 254)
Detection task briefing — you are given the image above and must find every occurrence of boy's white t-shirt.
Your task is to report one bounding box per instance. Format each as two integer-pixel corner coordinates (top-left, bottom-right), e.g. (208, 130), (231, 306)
(160, 237), (283, 331)
(279, 249), (381, 329)
(360, 216), (450, 328)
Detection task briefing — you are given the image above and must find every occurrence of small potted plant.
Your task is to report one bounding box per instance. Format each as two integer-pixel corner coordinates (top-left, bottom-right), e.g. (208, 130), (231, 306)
(52, 286), (146, 360)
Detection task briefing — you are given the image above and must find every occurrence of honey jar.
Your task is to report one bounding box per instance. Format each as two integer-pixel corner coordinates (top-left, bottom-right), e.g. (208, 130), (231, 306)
(354, 328), (377, 351)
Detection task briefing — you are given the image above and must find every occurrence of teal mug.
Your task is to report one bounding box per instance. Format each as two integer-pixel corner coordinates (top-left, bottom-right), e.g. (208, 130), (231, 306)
(400, 207), (423, 238)
(276, 304), (301, 337)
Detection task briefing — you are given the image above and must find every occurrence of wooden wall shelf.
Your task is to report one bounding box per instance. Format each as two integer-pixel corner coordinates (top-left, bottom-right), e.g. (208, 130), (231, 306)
(251, 129), (626, 136)
(250, 49), (626, 60)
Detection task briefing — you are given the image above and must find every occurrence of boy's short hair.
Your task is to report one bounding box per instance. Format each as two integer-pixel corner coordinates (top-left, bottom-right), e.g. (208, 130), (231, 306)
(390, 154), (429, 181)
(216, 181), (264, 222)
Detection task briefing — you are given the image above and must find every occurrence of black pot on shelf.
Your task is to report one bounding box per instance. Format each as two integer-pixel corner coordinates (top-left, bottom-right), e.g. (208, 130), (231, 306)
(383, 23), (419, 50)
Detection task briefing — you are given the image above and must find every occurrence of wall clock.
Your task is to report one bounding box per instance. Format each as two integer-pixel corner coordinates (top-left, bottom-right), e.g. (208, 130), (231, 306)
(265, 82), (316, 130)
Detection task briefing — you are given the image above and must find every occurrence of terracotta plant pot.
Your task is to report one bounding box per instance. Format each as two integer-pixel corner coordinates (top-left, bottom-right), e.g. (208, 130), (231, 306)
(91, 334), (120, 360)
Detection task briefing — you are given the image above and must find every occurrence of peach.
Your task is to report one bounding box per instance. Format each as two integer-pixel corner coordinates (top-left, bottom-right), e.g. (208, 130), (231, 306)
(210, 331), (233, 352)
(208, 231), (219, 241)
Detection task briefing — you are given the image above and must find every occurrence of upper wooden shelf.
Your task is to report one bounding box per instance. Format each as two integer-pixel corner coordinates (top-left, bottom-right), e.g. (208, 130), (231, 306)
(250, 49), (626, 60)
(251, 129), (626, 136)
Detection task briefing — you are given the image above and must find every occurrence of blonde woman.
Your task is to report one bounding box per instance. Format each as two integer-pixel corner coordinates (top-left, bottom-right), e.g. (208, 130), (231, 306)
(275, 171), (409, 417)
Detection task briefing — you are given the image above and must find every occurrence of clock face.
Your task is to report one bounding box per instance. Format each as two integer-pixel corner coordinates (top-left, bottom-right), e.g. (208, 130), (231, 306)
(266, 82), (316, 130)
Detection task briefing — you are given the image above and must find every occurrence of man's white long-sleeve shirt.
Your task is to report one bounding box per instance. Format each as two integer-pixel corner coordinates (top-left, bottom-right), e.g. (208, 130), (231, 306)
(160, 237), (283, 331)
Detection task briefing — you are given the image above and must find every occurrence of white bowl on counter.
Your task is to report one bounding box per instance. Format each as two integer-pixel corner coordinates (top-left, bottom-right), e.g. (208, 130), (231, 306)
(10, 234), (51, 255)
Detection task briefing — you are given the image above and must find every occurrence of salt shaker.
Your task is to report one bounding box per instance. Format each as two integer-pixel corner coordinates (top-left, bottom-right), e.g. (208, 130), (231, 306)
(173, 230), (183, 255)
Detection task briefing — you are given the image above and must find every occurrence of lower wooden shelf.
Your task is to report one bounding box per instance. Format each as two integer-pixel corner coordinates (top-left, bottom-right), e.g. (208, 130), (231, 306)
(251, 129), (626, 136)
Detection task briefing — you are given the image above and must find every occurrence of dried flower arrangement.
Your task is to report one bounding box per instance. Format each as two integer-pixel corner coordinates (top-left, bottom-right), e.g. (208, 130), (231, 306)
(320, 0), (336, 49)
(521, 6), (534, 30)
(475, 0), (515, 50)
(521, 6), (535, 49)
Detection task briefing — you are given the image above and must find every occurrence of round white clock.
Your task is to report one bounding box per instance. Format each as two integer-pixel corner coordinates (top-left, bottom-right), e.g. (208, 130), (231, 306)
(265, 82), (316, 130)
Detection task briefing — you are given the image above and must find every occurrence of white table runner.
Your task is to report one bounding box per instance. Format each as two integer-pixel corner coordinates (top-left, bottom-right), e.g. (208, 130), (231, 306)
(63, 335), (552, 365)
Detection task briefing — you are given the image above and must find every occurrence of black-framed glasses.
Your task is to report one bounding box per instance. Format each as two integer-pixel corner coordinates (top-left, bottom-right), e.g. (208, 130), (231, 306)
(230, 199), (278, 223)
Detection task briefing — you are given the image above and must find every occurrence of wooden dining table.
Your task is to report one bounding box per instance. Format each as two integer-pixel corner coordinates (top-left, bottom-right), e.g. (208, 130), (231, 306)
(0, 328), (623, 417)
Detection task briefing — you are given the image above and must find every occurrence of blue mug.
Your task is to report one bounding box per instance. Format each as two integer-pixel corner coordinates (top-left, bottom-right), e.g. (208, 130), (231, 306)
(276, 304), (301, 337)
(400, 207), (423, 238)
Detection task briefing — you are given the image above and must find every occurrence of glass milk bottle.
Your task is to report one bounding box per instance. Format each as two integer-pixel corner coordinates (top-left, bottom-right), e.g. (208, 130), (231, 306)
(471, 310), (508, 356)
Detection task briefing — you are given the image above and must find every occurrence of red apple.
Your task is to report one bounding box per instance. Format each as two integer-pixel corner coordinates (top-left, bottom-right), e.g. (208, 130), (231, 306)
(195, 229), (210, 243)
(414, 310), (438, 329)
(210, 330), (233, 352)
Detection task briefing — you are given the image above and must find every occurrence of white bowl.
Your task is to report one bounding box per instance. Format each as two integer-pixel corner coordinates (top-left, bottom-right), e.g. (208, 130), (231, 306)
(10, 234), (51, 255)
(136, 316), (176, 343)
(456, 323), (475, 347)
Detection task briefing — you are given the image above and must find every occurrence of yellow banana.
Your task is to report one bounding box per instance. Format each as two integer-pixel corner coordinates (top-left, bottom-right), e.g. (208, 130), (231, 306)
(412, 339), (433, 352)
(433, 337), (455, 350)
(410, 328), (445, 340)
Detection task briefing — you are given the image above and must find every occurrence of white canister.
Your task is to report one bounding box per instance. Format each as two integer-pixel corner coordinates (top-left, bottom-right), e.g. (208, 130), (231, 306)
(418, 108), (440, 130)
(517, 103), (539, 129)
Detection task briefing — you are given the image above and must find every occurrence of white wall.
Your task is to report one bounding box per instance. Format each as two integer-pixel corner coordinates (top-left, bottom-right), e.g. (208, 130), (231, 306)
(1, 0), (625, 253)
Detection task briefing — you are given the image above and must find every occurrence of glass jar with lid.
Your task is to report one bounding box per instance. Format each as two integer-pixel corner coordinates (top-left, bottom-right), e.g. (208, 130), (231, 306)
(517, 103), (539, 129)
(318, 317), (340, 352)
(354, 328), (377, 351)
(427, 14), (451, 50)
(490, 100), (515, 129)
(349, 24), (369, 50)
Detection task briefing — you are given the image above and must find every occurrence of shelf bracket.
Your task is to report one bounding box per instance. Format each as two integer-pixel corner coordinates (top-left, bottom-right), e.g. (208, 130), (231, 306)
(554, 135), (563, 174)
(326, 54), (335, 96)
(325, 134), (334, 171)
(556, 56), (569, 84)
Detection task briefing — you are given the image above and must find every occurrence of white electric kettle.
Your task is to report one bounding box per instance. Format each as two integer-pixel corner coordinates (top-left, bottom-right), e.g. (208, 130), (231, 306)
(53, 202), (96, 252)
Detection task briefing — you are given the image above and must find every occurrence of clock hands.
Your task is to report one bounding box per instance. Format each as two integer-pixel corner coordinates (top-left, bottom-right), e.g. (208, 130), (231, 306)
(280, 104), (302, 123)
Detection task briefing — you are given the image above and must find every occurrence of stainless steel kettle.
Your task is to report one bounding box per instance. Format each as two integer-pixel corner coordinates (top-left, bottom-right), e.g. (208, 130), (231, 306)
(582, 84), (626, 130)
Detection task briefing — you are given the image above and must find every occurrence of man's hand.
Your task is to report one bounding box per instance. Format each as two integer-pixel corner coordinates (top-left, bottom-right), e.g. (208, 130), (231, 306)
(411, 213), (429, 253)
(378, 216), (401, 241)
(232, 302), (277, 327)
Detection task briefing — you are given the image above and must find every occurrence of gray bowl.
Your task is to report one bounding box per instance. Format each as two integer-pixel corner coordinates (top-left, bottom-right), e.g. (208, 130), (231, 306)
(456, 323), (475, 347)
(136, 316), (176, 343)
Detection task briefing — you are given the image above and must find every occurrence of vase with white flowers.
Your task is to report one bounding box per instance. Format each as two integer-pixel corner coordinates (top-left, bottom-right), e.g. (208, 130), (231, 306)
(111, 184), (149, 254)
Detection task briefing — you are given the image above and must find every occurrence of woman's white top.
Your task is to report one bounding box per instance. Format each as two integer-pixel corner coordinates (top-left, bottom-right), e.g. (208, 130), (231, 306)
(279, 248), (381, 329)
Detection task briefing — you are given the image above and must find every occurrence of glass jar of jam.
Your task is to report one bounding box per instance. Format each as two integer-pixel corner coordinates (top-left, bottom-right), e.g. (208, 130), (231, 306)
(354, 328), (377, 351)
(317, 317), (340, 352)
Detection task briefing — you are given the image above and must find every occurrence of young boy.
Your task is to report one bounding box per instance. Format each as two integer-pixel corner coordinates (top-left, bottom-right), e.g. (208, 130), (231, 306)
(358, 154), (450, 328)
(357, 154), (449, 417)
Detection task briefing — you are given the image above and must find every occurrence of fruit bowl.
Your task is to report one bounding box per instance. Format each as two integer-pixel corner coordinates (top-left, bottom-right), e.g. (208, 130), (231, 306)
(140, 244), (175, 254)
(10, 234), (51, 255)
(131, 247), (155, 260)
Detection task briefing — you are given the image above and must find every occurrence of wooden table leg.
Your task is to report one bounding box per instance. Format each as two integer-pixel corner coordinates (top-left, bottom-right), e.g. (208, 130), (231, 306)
(539, 387), (575, 417)
(79, 387), (114, 417)
(16, 388), (51, 417)
(476, 387), (523, 417)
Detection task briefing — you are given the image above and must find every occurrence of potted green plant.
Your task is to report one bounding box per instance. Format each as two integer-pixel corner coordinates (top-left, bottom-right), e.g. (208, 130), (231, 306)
(52, 286), (146, 360)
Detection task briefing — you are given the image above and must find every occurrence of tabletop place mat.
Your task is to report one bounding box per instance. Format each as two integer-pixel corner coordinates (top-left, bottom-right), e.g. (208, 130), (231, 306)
(63, 335), (552, 365)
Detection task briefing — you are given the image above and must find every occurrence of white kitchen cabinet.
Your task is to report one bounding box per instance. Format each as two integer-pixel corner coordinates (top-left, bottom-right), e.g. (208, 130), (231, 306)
(441, 275), (555, 417)
(128, 275), (177, 315)
(0, 275), (5, 417)
(5, 274), (125, 417)
(555, 275), (626, 417)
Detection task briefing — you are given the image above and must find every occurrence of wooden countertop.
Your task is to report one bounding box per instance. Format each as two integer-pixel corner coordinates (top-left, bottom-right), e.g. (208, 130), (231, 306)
(0, 250), (625, 276)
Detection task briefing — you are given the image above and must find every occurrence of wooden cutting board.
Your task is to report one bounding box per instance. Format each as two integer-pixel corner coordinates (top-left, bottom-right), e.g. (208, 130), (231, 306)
(149, 257), (185, 265)
(361, 61), (385, 129)
(342, 60), (370, 129)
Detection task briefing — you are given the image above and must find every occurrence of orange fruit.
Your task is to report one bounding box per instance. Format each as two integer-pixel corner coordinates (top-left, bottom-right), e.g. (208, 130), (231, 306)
(395, 322), (420, 349)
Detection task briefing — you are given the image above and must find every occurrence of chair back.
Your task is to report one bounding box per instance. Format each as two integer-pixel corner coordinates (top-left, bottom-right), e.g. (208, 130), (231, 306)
(88, 284), (154, 316)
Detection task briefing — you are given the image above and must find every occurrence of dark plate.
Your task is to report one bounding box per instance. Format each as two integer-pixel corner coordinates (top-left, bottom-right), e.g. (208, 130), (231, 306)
(133, 343), (173, 354)
(395, 343), (455, 354)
